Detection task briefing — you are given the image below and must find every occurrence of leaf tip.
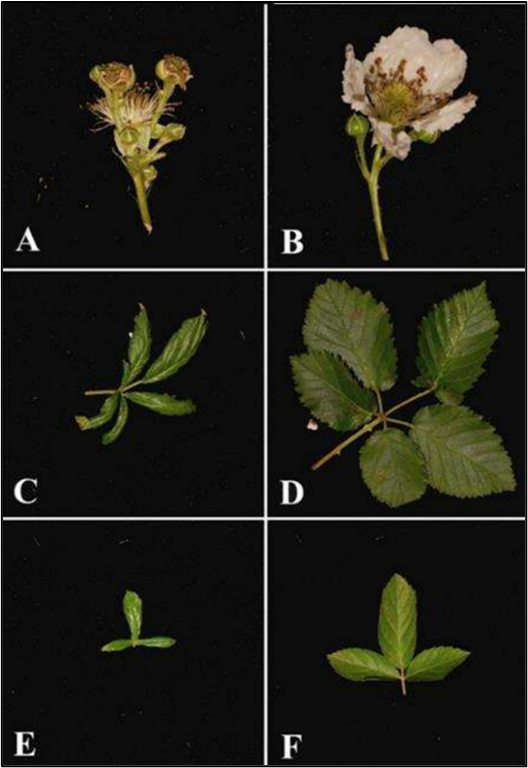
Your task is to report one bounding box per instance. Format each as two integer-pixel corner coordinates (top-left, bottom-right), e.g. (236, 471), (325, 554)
(75, 415), (89, 431)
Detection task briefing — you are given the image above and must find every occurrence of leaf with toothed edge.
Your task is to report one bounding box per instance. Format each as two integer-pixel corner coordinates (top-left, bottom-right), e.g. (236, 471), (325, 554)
(142, 312), (207, 385)
(360, 429), (427, 508)
(124, 303), (152, 385)
(378, 573), (417, 670)
(406, 647), (470, 681)
(327, 648), (400, 681)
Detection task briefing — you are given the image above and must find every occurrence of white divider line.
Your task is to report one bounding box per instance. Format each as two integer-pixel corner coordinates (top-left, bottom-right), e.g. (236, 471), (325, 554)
(263, 4), (270, 764)
(3, 517), (265, 522)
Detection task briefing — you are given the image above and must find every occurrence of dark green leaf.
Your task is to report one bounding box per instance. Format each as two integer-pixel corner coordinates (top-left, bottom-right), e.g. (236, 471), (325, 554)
(75, 394), (119, 432)
(327, 648), (400, 681)
(303, 279), (397, 391)
(125, 303), (152, 384)
(136, 637), (176, 649)
(406, 647), (470, 681)
(291, 350), (376, 432)
(125, 391), (196, 416)
(378, 574), (417, 670)
(411, 405), (516, 497)
(142, 312), (207, 385)
(415, 282), (498, 400)
(101, 396), (129, 445)
(122, 590), (142, 641)
(120, 360), (132, 387)
(360, 429), (427, 508)
(101, 639), (133, 652)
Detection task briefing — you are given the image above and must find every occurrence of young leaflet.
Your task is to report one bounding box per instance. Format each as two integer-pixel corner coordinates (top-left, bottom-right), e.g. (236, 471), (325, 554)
(101, 590), (176, 652)
(328, 574), (470, 695)
(76, 303), (207, 445)
(291, 280), (516, 508)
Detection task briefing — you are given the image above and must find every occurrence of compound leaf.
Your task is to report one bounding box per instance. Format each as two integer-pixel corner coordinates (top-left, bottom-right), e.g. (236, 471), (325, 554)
(411, 405), (516, 498)
(125, 303), (151, 384)
(327, 648), (400, 681)
(415, 282), (498, 401)
(303, 279), (397, 392)
(125, 391), (196, 416)
(142, 311), (207, 385)
(123, 590), (142, 641)
(406, 647), (470, 681)
(101, 396), (129, 445)
(136, 637), (176, 648)
(291, 350), (376, 431)
(101, 639), (133, 653)
(75, 393), (119, 432)
(378, 573), (417, 670)
(360, 429), (427, 508)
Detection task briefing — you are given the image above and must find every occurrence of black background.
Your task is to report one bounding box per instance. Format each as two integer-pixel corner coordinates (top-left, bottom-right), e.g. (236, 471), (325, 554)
(269, 272), (524, 516)
(3, 272), (263, 515)
(268, 520), (525, 766)
(3, 521), (263, 766)
(269, 4), (525, 267)
(2, 3), (263, 267)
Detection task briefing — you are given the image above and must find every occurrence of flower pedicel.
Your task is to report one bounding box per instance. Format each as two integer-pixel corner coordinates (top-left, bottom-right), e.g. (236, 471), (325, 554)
(89, 55), (192, 233)
(342, 26), (477, 261)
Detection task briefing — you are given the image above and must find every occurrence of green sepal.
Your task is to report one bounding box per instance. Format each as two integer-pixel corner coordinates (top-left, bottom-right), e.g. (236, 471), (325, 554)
(136, 637), (176, 648)
(125, 391), (196, 416)
(327, 648), (400, 681)
(406, 647), (470, 681)
(75, 393), (119, 432)
(101, 396), (129, 445)
(142, 311), (207, 385)
(101, 639), (133, 652)
(122, 590), (142, 641)
(378, 573), (417, 670)
(359, 429), (427, 508)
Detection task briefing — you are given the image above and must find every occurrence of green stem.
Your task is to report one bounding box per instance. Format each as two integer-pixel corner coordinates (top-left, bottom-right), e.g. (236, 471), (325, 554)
(131, 171), (153, 234)
(367, 145), (389, 262)
(400, 672), (407, 696)
(84, 389), (117, 397)
(385, 388), (435, 418)
(386, 417), (413, 429)
(150, 84), (174, 132)
(312, 416), (383, 471)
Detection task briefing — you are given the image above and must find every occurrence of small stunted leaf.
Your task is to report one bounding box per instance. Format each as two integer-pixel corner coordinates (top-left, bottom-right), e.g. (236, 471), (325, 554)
(101, 396), (129, 445)
(411, 405), (516, 498)
(415, 282), (498, 400)
(75, 394), (119, 432)
(142, 312), (207, 385)
(327, 648), (400, 681)
(303, 279), (397, 391)
(406, 647), (470, 681)
(360, 429), (427, 508)
(123, 590), (142, 641)
(291, 350), (376, 432)
(125, 391), (196, 416)
(125, 303), (151, 384)
(378, 573), (417, 670)
(136, 637), (176, 648)
(101, 639), (133, 652)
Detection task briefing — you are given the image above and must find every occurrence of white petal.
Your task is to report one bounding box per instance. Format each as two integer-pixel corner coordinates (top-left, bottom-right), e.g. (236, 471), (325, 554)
(364, 26), (468, 97)
(411, 93), (477, 133)
(370, 118), (411, 160)
(342, 44), (370, 114)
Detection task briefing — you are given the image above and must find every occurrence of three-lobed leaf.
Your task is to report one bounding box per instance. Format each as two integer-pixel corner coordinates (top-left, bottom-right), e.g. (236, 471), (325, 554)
(125, 391), (196, 416)
(291, 350), (376, 431)
(360, 429), (427, 508)
(378, 573), (417, 670)
(415, 282), (498, 401)
(327, 648), (400, 681)
(123, 590), (142, 641)
(406, 647), (470, 681)
(142, 312), (207, 385)
(411, 405), (516, 498)
(303, 279), (397, 392)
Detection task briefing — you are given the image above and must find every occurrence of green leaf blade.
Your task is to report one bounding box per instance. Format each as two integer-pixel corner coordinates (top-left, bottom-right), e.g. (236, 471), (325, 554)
(411, 405), (516, 498)
(406, 646), (470, 681)
(75, 393), (119, 432)
(360, 429), (427, 508)
(327, 648), (400, 681)
(136, 637), (176, 649)
(122, 590), (142, 641)
(125, 303), (152, 384)
(101, 396), (129, 445)
(415, 282), (499, 400)
(291, 350), (376, 432)
(125, 391), (196, 416)
(303, 279), (397, 392)
(142, 311), (207, 385)
(101, 639), (133, 652)
(378, 574), (417, 670)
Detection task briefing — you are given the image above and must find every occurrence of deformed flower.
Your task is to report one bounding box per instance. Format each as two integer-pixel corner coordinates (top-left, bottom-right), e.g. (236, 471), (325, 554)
(342, 26), (477, 261)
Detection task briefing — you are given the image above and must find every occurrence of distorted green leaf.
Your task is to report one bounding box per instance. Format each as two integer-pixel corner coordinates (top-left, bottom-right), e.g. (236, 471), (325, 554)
(101, 639), (133, 652)
(136, 637), (176, 648)
(378, 573), (417, 670)
(123, 590), (142, 641)
(303, 279), (397, 391)
(291, 350), (376, 431)
(125, 391), (196, 416)
(360, 429), (427, 507)
(142, 312), (207, 385)
(327, 648), (400, 681)
(406, 647), (470, 681)
(415, 282), (498, 399)
(101, 396), (129, 445)
(126, 303), (152, 383)
(411, 405), (516, 497)
(75, 393), (119, 432)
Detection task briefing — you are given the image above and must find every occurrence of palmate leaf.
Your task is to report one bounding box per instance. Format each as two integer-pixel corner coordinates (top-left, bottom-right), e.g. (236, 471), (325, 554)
(303, 279), (397, 392)
(142, 311), (207, 385)
(123, 303), (152, 385)
(125, 391), (196, 416)
(291, 350), (376, 431)
(101, 396), (129, 445)
(406, 647), (470, 681)
(415, 282), (498, 402)
(378, 574), (417, 670)
(327, 648), (400, 681)
(123, 590), (142, 641)
(360, 429), (427, 508)
(411, 405), (516, 498)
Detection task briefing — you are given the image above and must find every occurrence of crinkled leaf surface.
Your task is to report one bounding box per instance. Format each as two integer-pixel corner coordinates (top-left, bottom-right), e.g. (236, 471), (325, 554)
(125, 391), (196, 416)
(360, 429), (427, 508)
(291, 350), (376, 431)
(303, 280), (397, 391)
(101, 396), (129, 445)
(123, 590), (142, 641)
(327, 648), (400, 681)
(406, 647), (470, 681)
(142, 312), (207, 385)
(378, 573), (417, 670)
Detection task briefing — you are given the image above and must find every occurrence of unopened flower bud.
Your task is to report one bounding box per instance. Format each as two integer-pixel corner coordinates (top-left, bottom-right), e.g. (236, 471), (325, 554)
(143, 166), (158, 184)
(90, 62), (136, 93)
(414, 129), (440, 144)
(115, 127), (139, 157)
(162, 123), (186, 142)
(155, 55), (192, 90)
(346, 113), (369, 138)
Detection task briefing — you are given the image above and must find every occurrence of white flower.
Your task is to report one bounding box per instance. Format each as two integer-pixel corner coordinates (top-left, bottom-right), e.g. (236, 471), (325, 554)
(342, 26), (477, 160)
